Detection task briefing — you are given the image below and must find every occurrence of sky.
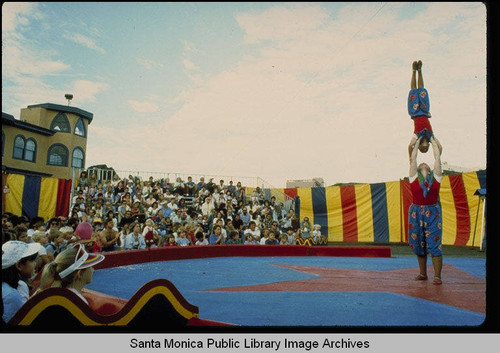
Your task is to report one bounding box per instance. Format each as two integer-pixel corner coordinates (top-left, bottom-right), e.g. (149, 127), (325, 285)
(2, 2), (487, 188)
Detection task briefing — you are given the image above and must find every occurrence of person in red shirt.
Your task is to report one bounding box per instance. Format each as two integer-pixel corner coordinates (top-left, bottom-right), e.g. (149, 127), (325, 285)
(408, 135), (443, 285)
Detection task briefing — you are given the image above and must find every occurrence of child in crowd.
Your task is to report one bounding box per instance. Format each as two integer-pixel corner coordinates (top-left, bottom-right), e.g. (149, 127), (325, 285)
(144, 230), (161, 248)
(31, 230), (53, 268)
(2, 240), (42, 322)
(265, 231), (280, 245)
(163, 235), (177, 247)
(59, 226), (80, 251)
(45, 229), (65, 258)
(286, 228), (296, 245)
(244, 234), (257, 245)
(194, 232), (208, 246)
(312, 224), (322, 243)
(226, 231), (242, 245)
(279, 234), (289, 245)
(81, 232), (103, 254)
(259, 229), (270, 245)
(175, 229), (190, 247)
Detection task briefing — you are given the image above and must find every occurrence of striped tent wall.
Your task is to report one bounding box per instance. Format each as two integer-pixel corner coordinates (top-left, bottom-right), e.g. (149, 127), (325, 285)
(293, 182), (402, 244)
(401, 170), (486, 246)
(3, 173), (72, 222)
(262, 170), (485, 246)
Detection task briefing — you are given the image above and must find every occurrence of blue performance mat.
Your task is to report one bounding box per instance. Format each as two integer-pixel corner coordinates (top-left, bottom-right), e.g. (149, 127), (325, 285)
(87, 256), (486, 326)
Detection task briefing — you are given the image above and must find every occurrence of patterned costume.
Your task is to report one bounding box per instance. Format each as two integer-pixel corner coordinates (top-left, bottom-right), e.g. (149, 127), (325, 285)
(408, 88), (433, 141)
(408, 172), (442, 257)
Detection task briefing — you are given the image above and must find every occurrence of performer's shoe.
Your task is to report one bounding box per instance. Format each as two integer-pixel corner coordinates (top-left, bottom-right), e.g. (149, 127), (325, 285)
(417, 60), (422, 70)
(432, 277), (442, 285)
(415, 274), (428, 281)
(412, 61), (418, 70)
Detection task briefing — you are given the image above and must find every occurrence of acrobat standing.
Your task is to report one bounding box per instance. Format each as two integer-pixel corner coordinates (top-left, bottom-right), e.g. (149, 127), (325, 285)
(407, 60), (442, 158)
(408, 135), (443, 285)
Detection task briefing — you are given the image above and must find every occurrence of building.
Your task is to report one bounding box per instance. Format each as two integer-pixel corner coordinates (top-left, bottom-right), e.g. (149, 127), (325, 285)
(286, 177), (325, 188)
(87, 164), (119, 182)
(2, 102), (93, 180)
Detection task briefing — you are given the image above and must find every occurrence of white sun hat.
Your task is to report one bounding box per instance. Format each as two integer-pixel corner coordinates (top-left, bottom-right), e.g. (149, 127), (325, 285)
(2, 240), (42, 269)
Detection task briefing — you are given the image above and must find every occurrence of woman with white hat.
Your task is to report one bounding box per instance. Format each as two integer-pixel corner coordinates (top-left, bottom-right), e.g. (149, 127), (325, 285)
(39, 243), (105, 304)
(2, 240), (42, 322)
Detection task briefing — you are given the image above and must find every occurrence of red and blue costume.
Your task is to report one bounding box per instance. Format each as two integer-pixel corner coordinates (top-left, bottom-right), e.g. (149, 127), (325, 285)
(408, 171), (442, 257)
(408, 88), (433, 141)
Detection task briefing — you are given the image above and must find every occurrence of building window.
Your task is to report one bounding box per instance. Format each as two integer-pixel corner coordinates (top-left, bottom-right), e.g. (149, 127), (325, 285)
(50, 113), (70, 132)
(12, 135), (37, 162)
(47, 144), (68, 166)
(13, 135), (25, 159)
(24, 139), (36, 162)
(71, 147), (85, 168)
(74, 118), (86, 137)
(2, 131), (4, 156)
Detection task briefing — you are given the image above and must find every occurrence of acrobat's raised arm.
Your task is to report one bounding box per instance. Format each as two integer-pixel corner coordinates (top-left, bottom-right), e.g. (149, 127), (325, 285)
(409, 136), (422, 177)
(431, 136), (442, 177)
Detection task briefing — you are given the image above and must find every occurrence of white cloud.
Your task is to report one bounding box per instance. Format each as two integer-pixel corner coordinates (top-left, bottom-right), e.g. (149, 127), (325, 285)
(127, 100), (160, 113)
(71, 80), (109, 103)
(63, 32), (106, 54)
(1, 2), (40, 32)
(136, 57), (164, 70)
(138, 2), (485, 186)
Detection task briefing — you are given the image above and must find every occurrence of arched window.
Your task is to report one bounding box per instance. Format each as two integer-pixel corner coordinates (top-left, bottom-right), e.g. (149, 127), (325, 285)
(47, 144), (68, 166)
(13, 135), (25, 159)
(71, 147), (85, 168)
(74, 118), (86, 137)
(50, 113), (70, 132)
(24, 138), (36, 162)
(12, 135), (37, 162)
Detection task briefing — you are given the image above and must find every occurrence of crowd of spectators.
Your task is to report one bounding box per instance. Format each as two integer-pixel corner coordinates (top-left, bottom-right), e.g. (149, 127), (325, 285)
(2, 172), (328, 255)
(1, 172), (329, 323)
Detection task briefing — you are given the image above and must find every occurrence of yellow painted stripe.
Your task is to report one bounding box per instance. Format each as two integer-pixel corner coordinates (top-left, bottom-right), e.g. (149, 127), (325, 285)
(354, 184), (374, 243)
(385, 181), (403, 243)
(19, 286), (198, 326)
(39, 177), (58, 222)
(111, 286), (197, 325)
(18, 295), (101, 326)
(296, 187), (314, 227)
(461, 172), (483, 247)
(325, 185), (343, 242)
(5, 174), (25, 216)
(439, 175), (457, 246)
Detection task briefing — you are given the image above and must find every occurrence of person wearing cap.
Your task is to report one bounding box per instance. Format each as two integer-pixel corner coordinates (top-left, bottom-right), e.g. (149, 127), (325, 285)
(38, 243), (105, 305)
(2, 240), (42, 322)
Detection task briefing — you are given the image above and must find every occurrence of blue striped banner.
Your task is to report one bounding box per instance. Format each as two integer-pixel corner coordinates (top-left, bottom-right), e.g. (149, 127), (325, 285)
(311, 187), (328, 233)
(22, 175), (41, 220)
(370, 183), (389, 243)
